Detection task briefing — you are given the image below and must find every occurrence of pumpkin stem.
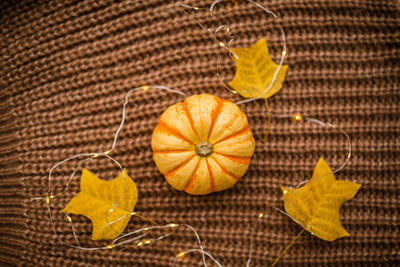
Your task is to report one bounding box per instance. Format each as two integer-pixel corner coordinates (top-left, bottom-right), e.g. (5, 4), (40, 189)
(195, 142), (213, 157)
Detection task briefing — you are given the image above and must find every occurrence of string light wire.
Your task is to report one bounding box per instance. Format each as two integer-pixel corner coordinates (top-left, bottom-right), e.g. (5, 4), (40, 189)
(173, 248), (223, 267)
(32, 1), (355, 266)
(33, 86), (209, 243)
(180, 1), (353, 265)
(270, 112), (352, 188)
(33, 85), (210, 266)
(245, 112), (352, 265)
(233, 0), (287, 105)
(208, 0), (288, 104)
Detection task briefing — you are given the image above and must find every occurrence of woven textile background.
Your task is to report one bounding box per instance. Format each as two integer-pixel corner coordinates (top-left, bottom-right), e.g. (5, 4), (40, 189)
(1, 0), (399, 266)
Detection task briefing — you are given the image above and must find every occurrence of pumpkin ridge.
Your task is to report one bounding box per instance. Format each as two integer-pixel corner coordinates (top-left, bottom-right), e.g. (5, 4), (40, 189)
(218, 112), (240, 137)
(212, 157), (240, 180)
(157, 120), (195, 145)
(213, 153), (251, 165)
(207, 97), (225, 140)
(180, 101), (200, 140)
(165, 155), (196, 178)
(205, 158), (216, 192)
(213, 126), (251, 145)
(184, 157), (202, 192)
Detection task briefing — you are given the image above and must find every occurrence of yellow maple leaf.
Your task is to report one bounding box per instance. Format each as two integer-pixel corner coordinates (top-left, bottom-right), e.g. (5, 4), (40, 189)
(281, 158), (361, 241)
(229, 38), (288, 99)
(62, 169), (138, 240)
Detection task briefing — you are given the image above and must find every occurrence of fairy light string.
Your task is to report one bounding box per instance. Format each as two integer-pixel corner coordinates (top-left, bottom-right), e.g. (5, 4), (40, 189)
(32, 85), (208, 267)
(180, 0), (287, 143)
(178, 0), (288, 102)
(181, 0), (352, 202)
(29, 1), (356, 266)
(181, 0), (354, 265)
(173, 248), (223, 267)
(35, 88), (353, 264)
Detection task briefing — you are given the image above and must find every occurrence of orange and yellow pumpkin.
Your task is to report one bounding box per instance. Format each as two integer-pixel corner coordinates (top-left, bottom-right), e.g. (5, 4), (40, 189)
(151, 94), (255, 195)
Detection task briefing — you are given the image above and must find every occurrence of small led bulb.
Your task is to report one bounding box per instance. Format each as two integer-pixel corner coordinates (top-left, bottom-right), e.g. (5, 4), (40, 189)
(46, 195), (54, 204)
(293, 114), (302, 122)
(177, 252), (185, 259)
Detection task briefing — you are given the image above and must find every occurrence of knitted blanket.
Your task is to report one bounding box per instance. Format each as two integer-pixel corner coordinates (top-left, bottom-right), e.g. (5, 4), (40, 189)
(1, 0), (399, 266)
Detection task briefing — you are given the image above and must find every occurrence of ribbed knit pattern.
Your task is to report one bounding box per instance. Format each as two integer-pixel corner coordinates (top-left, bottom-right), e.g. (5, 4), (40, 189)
(1, 0), (399, 266)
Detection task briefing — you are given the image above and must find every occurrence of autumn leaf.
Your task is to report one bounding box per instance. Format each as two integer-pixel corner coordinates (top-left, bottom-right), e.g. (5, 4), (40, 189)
(281, 158), (361, 241)
(229, 38), (288, 99)
(63, 169), (138, 240)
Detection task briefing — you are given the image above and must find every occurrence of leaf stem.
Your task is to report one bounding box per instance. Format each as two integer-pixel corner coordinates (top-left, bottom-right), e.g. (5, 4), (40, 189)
(271, 229), (305, 266)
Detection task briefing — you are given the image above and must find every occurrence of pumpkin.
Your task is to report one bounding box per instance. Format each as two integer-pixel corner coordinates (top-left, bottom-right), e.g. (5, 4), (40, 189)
(151, 94), (255, 195)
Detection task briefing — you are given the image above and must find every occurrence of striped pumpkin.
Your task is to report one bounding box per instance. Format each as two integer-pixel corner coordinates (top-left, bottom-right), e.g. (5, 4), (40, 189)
(151, 94), (255, 195)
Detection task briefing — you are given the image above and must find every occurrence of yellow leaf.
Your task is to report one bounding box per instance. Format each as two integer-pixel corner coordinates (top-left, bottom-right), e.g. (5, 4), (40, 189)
(282, 158), (361, 241)
(229, 38), (288, 99)
(62, 169), (138, 240)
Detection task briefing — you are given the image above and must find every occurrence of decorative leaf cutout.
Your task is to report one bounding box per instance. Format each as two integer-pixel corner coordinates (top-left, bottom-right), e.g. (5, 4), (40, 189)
(229, 38), (288, 99)
(63, 169), (138, 240)
(281, 158), (361, 241)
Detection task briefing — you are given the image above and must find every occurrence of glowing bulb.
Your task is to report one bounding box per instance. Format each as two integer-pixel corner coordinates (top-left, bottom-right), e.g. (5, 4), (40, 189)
(219, 42), (225, 47)
(104, 150), (110, 155)
(282, 49), (287, 56)
(169, 223), (177, 228)
(137, 242), (143, 247)
(109, 208), (114, 213)
(106, 244), (114, 249)
(93, 153), (99, 158)
(226, 28), (230, 32)
(142, 85), (149, 91)
(293, 114), (302, 122)
(177, 252), (185, 259)
(144, 240), (151, 244)
(131, 212), (136, 215)
(258, 213), (264, 218)
(46, 195), (55, 204)
(67, 215), (72, 222)
(193, 7), (199, 10)
(283, 190), (288, 194)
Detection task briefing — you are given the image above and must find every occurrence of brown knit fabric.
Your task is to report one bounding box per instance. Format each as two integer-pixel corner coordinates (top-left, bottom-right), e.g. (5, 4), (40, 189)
(1, 0), (399, 266)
